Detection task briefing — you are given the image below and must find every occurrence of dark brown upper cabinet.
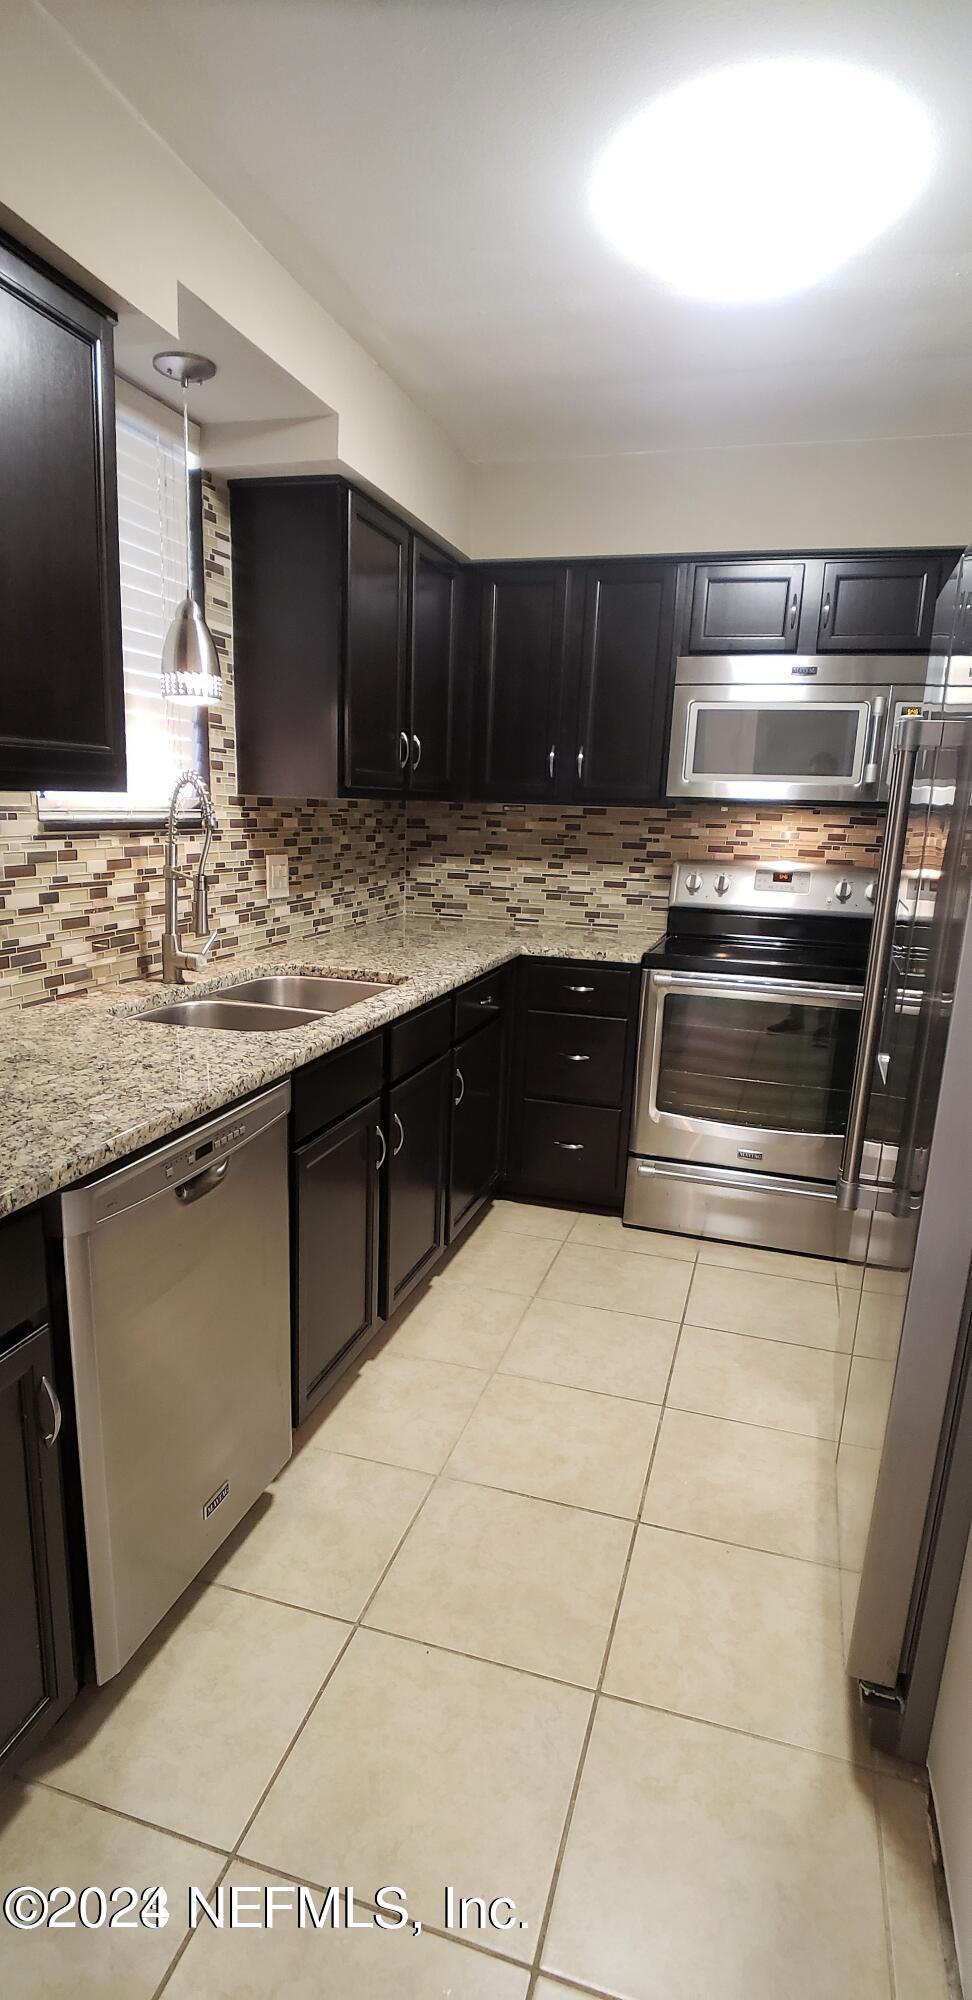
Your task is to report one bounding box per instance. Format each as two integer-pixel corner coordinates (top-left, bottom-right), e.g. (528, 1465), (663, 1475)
(688, 559), (805, 654)
(344, 491), (411, 792)
(408, 534), (464, 796)
(815, 556), (940, 653)
(570, 560), (676, 803)
(476, 563), (572, 799)
(0, 235), (124, 790)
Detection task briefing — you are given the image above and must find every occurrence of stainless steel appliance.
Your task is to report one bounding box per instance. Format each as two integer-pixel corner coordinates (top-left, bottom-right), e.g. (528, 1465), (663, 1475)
(625, 862), (877, 1257)
(667, 655), (925, 804)
(60, 1082), (292, 1682)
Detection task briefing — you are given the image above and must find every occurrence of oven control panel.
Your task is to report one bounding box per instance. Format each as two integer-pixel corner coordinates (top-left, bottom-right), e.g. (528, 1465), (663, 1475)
(670, 861), (877, 915)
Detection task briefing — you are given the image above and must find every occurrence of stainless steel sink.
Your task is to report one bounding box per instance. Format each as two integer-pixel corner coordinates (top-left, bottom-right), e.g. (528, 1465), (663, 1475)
(142, 998), (326, 1031)
(226, 975), (394, 1011)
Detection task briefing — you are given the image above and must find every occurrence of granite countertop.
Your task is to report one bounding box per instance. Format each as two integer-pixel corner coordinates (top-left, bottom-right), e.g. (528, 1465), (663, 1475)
(0, 915), (667, 1220)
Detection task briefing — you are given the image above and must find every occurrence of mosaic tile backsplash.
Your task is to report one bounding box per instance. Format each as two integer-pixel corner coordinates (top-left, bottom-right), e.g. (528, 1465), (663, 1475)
(0, 472), (902, 1008)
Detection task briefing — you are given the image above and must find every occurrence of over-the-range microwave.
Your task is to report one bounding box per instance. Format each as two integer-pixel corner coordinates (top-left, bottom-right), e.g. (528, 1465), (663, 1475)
(666, 655), (925, 805)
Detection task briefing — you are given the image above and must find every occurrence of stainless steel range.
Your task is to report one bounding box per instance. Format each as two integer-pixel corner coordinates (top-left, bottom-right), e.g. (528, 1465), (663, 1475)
(624, 860), (879, 1258)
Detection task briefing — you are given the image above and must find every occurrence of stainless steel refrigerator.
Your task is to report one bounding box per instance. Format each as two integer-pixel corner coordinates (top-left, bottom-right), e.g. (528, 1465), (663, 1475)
(837, 548), (972, 1757)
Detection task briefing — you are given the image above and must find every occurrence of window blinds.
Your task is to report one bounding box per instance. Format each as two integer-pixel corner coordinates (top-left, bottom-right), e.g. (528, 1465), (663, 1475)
(40, 402), (203, 823)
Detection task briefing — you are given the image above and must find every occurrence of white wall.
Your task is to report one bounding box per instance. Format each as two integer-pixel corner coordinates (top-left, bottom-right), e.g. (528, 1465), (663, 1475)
(469, 435), (972, 559)
(929, 1526), (972, 1990)
(0, 0), (469, 550)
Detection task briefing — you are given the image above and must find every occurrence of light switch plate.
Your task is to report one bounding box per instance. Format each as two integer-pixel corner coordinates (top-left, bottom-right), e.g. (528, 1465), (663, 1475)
(266, 854), (290, 901)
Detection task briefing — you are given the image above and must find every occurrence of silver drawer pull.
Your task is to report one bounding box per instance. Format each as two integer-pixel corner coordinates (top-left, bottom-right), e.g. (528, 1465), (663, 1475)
(375, 1124), (387, 1170)
(393, 1113), (405, 1156)
(39, 1375), (62, 1448)
(554, 1140), (585, 1151)
(565, 983), (593, 994)
(477, 996), (496, 1008)
(562, 1052), (591, 1062)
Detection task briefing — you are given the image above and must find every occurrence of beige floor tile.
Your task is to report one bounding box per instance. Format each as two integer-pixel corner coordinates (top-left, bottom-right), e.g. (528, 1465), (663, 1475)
(539, 1242), (693, 1321)
(165, 1862), (530, 1999)
(242, 1627), (591, 1948)
(387, 1276), (528, 1370)
(499, 1297), (678, 1404)
(438, 1227), (560, 1295)
(849, 1287), (906, 1363)
(643, 1408), (839, 1565)
(698, 1238), (845, 1285)
(0, 1784), (221, 1999)
(604, 1526), (863, 1763)
(837, 1440), (881, 1572)
(205, 1450), (429, 1620)
(687, 1262), (845, 1351)
(26, 1584), (347, 1848)
(533, 1983), (592, 1999)
(568, 1212), (698, 1261)
(303, 1350), (489, 1473)
(542, 1698), (890, 2000)
(877, 1776), (950, 2000)
(669, 1324), (851, 1440)
(842, 1355), (895, 1451)
(365, 1478), (630, 1685)
(487, 1198), (578, 1241)
(840, 1568), (862, 1655)
(864, 1263), (910, 1297)
(446, 1373), (660, 1517)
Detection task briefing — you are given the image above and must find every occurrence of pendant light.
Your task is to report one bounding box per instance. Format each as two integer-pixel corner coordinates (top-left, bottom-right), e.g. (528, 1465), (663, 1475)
(151, 350), (223, 707)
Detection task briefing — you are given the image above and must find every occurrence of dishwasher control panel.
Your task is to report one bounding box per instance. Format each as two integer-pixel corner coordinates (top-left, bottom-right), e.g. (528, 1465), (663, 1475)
(164, 1120), (248, 1180)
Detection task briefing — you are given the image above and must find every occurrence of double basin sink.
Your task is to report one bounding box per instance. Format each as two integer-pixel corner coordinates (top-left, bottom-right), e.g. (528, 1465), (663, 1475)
(143, 973), (398, 1032)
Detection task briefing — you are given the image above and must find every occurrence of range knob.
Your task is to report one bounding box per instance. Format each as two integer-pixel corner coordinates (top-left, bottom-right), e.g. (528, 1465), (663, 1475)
(714, 873), (731, 896)
(865, 882), (876, 903)
(684, 871), (703, 894)
(835, 879), (853, 904)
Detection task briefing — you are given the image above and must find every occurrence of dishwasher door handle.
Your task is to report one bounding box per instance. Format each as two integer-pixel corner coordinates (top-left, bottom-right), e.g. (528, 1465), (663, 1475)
(176, 1160), (229, 1204)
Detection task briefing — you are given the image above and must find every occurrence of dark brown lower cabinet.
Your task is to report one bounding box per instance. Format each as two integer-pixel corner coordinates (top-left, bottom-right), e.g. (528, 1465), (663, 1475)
(0, 1322), (75, 1776)
(506, 959), (640, 1209)
(293, 1095), (382, 1425)
(448, 1016), (505, 1243)
(382, 1052), (451, 1316)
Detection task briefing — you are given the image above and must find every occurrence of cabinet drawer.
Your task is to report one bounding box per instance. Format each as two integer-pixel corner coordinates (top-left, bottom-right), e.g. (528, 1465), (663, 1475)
(454, 966), (509, 1040)
(515, 1099), (622, 1206)
(524, 961), (633, 1019)
(524, 1011), (626, 1106)
(292, 1032), (384, 1146)
(388, 997), (452, 1083)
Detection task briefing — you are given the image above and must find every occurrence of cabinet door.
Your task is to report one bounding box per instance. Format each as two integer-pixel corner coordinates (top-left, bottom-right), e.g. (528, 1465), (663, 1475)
(688, 560), (804, 654)
(0, 1326), (75, 1777)
(0, 237), (124, 789)
(383, 1053), (451, 1314)
(294, 1096), (381, 1423)
(343, 491), (410, 792)
(449, 1016), (505, 1243)
(478, 564), (570, 798)
(409, 536), (461, 795)
(572, 561), (676, 801)
(816, 557), (939, 653)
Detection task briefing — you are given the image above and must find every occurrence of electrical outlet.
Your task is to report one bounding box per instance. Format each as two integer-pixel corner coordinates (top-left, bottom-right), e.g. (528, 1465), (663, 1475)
(266, 854), (290, 902)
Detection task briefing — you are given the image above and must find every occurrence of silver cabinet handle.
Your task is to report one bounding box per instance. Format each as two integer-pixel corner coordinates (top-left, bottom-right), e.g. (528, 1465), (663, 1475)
(176, 1160), (228, 1204)
(412, 733), (422, 770)
(455, 1067), (465, 1106)
(39, 1374), (62, 1448)
(562, 1052), (591, 1062)
(477, 995), (496, 1008)
(554, 1140), (585, 1151)
(375, 1124), (387, 1170)
(399, 730), (410, 768)
(789, 590), (798, 629)
(547, 745), (556, 779)
(821, 591), (832, 628)
(566, 983), (593, 994)
(393, 1112), (405, 1156)
(576, 746), (585, 780)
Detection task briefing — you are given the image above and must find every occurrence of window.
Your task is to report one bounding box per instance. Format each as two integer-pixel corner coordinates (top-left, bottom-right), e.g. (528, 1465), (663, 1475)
(40, 393), (207, 823)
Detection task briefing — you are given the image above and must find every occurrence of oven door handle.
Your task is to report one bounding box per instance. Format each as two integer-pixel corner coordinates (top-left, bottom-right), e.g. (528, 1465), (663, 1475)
(860, 694), (886, 789)
(648, 970), (863, 1008)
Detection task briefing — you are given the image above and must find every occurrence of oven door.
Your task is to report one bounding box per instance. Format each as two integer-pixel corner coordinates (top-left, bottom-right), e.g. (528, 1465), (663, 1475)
(667, 682), (888, 803)
(631, 970), (863, 1178)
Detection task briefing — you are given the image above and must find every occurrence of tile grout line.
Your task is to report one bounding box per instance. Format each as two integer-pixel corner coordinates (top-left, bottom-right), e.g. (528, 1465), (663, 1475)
(872, 1773), (901, 2000)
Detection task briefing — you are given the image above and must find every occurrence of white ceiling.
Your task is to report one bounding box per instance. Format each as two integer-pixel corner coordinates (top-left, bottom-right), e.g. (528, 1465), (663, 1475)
(42, 0), (972, 464)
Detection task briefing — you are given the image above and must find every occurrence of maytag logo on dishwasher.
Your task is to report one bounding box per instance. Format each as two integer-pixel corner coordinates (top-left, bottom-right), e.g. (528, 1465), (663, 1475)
(203, 1481), (230, 1522)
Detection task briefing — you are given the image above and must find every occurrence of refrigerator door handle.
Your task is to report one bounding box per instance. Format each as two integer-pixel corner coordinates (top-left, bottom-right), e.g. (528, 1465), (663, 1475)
(838, 712), (935, 1210)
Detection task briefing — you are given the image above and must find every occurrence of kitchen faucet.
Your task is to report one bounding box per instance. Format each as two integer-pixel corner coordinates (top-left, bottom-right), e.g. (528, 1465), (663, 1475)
(161, 770), (221, 983)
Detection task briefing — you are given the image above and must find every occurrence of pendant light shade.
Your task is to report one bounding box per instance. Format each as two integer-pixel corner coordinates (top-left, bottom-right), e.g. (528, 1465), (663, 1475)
(152, 350), (223, 709)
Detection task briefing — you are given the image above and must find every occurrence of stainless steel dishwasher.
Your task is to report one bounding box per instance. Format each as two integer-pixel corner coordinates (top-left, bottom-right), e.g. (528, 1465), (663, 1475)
(61, 1081), (292, 1682)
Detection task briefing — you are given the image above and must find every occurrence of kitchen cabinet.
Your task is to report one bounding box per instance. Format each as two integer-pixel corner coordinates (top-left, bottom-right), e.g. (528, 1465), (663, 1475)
(477, 563), (572, 799)
(571, 560), (676, 802)
(506, 959), (639, 1207)
(0, 1213), (75, 1778)
(382, 1050), (452, 1314)
(409, 535), (465, 795)
(815, 556), (940, 653)
(449, 1014), (506, 1243)
(344, 490), (411, 792)
(293, 1095), (382, 1425)
(687, 559), (805, 654)
(0, 234), (124, 790)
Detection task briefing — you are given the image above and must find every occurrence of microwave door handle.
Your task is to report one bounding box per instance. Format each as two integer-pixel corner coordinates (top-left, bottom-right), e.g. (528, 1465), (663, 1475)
(838, 712), (925, 1209)
(861, 695), (886, 789)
